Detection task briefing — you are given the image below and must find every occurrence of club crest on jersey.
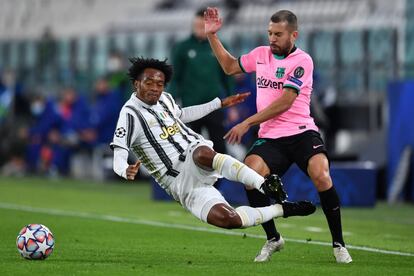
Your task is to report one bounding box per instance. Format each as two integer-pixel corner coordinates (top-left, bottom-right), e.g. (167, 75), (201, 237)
(275, 67), (286, 79)
(160, 122), (181, 140)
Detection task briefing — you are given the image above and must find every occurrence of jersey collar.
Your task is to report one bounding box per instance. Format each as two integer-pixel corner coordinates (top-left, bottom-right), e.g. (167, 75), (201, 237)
(273, 45), (297, 60)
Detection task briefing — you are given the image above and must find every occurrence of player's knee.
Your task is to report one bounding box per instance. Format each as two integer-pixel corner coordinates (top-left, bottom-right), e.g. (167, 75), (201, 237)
(244, 154), (269, 176)
(220, 211), (242, 229)
(192, 146), (215, 169)
(311, 170), (332, 190)
(207, 208), (242, 229)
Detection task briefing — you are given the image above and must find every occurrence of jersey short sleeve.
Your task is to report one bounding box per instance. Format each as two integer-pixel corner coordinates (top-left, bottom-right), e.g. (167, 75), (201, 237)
(110, 108), (139, 151)
(238, 46), (266, 73)
(283, 55), (313, 94)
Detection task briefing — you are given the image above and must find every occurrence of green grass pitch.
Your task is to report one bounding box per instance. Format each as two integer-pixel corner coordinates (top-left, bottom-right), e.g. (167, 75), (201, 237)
(0, 176), (413, 275)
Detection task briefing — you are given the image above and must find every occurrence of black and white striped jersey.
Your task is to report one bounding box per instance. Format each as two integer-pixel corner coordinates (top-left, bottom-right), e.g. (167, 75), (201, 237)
(111, 92), (208, 187)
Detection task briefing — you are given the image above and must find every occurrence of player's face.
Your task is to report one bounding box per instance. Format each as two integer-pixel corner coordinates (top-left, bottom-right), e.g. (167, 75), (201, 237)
(134, 68), (165, 105)
(193, 16), (207, 40)
(268, 21), (298, 56)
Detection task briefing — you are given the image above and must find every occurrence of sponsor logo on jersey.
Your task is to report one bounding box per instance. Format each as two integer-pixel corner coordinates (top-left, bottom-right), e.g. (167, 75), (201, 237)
(159, 122), (181, 139)
(257, 76), (283, 90)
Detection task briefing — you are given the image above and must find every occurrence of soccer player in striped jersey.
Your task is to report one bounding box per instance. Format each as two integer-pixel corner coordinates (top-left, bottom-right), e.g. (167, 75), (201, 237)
(111, 57), (315, 232)
(204, 7), (352, 263)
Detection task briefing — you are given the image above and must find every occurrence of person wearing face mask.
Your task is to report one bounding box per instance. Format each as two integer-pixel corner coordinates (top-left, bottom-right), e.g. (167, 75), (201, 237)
(106, 51), (131, 102)
(26, 94), (64, 175)
(169, 8), (235, 155)
(90, 77), (122, 145)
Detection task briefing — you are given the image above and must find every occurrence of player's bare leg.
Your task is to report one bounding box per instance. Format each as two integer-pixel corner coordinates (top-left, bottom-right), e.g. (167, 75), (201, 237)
(206, 201), (315, 229)
(308, 153), (352, 263)
(206, 203), (242, 228)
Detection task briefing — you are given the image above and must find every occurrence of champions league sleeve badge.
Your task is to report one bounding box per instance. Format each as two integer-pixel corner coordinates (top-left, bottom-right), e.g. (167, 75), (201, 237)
(115, 127), (127, 138)
(293, 66), (304, 78)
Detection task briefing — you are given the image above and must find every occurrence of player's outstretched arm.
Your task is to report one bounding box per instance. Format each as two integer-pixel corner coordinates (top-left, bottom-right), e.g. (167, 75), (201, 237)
(221, 92), (250, 108)
(179, 92), (250, 124)
(205, 7), (242, 75)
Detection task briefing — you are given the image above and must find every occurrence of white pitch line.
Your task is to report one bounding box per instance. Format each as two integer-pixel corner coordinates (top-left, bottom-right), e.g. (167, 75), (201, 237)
(1, 202), (413, 257)
(304, 226), (325, 233)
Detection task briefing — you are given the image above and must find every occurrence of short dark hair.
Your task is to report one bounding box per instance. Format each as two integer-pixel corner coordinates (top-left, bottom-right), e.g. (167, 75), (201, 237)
(127, 57), (173, 84)
(270, 10), (298, 31)
(195, 8), (205, 17)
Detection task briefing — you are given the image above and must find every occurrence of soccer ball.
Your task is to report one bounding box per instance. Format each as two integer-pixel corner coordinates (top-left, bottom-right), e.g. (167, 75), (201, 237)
(16, 224), (55, 260)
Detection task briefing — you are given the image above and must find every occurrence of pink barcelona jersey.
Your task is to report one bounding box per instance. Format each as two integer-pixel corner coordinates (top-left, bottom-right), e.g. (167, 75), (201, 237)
(239, 46), (318, 139)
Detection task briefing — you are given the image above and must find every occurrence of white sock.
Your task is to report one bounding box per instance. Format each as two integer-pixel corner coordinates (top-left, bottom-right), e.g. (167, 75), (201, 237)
(235, 205), (284, 228)
(212, 153), (264, 190)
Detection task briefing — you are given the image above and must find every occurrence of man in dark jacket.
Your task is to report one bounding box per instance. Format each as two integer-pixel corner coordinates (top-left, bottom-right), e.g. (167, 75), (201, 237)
(170, 8), (234, 154)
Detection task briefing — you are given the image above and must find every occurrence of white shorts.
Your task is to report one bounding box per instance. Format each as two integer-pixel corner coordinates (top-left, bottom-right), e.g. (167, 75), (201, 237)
(166, 140), (229, 222)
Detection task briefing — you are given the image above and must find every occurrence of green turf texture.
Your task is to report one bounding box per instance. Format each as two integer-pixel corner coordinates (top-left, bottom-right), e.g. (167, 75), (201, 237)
(0, 176), (413, 275)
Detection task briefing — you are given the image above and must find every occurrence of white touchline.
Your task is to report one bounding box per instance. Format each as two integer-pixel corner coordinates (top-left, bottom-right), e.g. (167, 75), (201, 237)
(1, 202), (413, 257)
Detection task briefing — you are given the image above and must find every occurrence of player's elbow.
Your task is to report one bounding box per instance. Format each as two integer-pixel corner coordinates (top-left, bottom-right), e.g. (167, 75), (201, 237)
(223, 66), (237, 75)
(222, 59), (241, 75)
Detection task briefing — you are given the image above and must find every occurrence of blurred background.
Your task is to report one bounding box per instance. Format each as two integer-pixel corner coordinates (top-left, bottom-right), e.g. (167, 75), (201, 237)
(0, 0), (413, 205)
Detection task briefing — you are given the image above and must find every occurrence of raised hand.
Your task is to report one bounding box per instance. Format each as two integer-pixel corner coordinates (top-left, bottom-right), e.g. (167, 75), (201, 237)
(204, 7), (223, 35)
(221, 92), (250, 108)
(126, 160), (141, 180)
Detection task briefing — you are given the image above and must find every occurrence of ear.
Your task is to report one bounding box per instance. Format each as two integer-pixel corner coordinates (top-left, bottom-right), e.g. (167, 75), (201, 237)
(133, 80), (140, 92)
(292, 30), (298, 40)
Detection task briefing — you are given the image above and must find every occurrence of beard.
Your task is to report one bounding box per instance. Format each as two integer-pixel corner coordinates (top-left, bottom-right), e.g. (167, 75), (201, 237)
(270, 42), (292, 56)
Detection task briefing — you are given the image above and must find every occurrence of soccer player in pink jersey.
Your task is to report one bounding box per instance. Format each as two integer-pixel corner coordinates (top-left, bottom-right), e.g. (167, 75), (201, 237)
(204, 7), (352, 263)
